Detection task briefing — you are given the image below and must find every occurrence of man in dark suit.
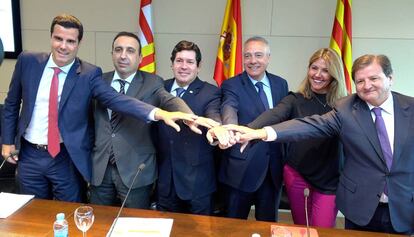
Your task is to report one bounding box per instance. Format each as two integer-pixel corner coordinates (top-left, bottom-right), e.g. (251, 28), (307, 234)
(226, 54), (414, 235)
(212, 36), (288, 221)
(155, 40), (221, 215)
(0, 14), (201, 202)
(90, 32), (201, 208)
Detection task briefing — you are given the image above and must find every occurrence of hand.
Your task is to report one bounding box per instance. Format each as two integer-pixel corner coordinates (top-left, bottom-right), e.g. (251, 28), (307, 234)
(223, 124), (268, 152)
(206, 126), (237, 149)
(154, 109), (198, 132)
(185, 116), (221, 135)
(1, 144), (19, 164)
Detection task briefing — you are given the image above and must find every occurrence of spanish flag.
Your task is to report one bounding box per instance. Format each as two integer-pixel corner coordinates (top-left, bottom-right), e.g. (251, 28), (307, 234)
(138, 0), (156, 73)
(330, 0), (352, 94)
(213, 0), (243, 87)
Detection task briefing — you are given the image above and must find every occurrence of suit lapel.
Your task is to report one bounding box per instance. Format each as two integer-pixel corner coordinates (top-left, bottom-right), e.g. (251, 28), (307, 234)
(391, 93), (410, 167)
(268, 73), (282, 107)
(181, 77), (202, 100)
(59, 58), (80, 112)
(126, 71), (144, 98)
(352, 97), (388, 167)
(29, 54), (49, 109)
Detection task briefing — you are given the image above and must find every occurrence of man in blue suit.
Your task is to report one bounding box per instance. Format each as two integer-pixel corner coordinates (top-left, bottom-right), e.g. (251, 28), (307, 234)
(226, 54), (414, 235)
(155, 40), (222, 215)
(215, 36), (288, 221)
(1, 14), (200, 202)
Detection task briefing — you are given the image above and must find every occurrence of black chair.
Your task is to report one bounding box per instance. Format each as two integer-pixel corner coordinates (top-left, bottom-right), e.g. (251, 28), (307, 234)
(0, 104), (18, 193)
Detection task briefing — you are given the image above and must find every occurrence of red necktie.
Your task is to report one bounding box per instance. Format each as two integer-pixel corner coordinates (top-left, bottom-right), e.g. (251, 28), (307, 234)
(48, 67), (62, 157)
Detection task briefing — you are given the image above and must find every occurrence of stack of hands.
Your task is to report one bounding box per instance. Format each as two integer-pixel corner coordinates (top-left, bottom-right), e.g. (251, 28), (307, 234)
(206, 125), (268, 152)
(2, 111), (265, 163)
(153, 109), (267, 153)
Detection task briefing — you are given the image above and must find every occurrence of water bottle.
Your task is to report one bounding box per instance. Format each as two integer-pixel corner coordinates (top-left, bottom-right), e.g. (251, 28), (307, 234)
(53, 213), (68, 237)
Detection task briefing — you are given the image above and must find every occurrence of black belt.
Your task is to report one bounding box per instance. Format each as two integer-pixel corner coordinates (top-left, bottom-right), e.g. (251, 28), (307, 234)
(22, 138), (61, 151)
(378, 202), (389, 207)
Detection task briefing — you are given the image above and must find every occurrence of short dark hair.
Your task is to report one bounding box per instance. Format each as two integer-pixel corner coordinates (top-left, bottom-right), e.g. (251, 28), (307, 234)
(352, 54), (393, 79)
(50, 14), (83, 42)
(112, 31), (142, 55)
(170, 40), (202, 66)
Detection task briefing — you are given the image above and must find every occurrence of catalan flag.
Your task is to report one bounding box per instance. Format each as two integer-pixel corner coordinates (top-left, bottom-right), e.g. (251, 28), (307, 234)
(213, 0), (242, 87)
(330, 0), (352, 94)
(138, 0), (156, 73)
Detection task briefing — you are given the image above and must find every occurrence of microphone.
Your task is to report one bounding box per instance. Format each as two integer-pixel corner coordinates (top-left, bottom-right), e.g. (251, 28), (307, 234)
(304, 188), (311, 237)
(0, 37), (4, 66)
(106, 163), (146, 237)
(0, 150), (19, 171)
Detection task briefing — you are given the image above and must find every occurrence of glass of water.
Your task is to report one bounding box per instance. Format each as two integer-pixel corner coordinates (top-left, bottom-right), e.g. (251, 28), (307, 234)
(74, 206), (94, 237)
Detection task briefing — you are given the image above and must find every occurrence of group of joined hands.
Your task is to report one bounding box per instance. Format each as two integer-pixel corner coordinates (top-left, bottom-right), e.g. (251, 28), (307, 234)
(2, 110), (264, 163)
(162, 110), (265, 152)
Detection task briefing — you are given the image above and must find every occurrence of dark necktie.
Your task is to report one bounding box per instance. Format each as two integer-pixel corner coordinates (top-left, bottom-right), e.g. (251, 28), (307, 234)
(372, 107), (393, 195)
(48, 67), (62, 158)
(109, 79), (126, 165)
(175, 87), (186, 97)
(255, 81), (269, 110)
(110, 80), (126, 129)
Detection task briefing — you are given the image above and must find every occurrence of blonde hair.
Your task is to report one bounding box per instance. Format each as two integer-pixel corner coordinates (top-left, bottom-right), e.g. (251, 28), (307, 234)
(298, 48), (348, 106)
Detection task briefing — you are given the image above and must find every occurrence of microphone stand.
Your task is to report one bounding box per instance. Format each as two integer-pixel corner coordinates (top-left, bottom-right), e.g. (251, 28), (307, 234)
(0, 150), (19, 171)
(106, 163), (146, 237)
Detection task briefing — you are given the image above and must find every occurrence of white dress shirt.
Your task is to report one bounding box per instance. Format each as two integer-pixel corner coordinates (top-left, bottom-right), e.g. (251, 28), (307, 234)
(24, 55), (75, 145)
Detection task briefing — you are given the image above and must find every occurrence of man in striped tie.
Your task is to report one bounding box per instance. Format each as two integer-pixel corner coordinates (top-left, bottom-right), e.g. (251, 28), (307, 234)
(89, 33), (219, 209)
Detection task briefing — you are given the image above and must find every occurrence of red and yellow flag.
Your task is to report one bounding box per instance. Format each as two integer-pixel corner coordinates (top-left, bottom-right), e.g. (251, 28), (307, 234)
(138, 0), (156, 73)
(330, 0), (352, 94)
(213, 0), (242, 87)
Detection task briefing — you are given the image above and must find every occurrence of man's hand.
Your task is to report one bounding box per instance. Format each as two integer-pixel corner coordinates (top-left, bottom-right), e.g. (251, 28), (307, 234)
(154, 109), (198, 132)
(186, 117), (221, 135)
(1, 144), (19, 164)
(223, 124), (268, 152)
(207, 126), (237, 149)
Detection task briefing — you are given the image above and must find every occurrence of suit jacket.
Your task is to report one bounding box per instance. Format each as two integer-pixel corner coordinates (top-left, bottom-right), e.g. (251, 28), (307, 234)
(91, 71), (191, 188)
(2, 52), (156, 182)
(271, 92), (414, 233)
(156, 78), (221, 200)
(220, 71), (288, 192)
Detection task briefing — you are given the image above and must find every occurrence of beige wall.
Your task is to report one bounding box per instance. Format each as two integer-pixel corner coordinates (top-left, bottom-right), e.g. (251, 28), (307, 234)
(1, 0), (414, 103)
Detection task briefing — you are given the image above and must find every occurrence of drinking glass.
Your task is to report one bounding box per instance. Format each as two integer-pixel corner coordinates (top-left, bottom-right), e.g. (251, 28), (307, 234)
(74, 206), (94, 237)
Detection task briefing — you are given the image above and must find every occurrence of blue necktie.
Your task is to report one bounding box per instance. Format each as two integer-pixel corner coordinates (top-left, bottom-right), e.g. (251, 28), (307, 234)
(175, 87), (186, 97)
(372, 107), (393, 195)
(255, 81), (269, 110)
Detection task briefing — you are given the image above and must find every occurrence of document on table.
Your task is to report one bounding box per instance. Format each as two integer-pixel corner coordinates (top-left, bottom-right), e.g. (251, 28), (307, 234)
(108, 217), (173, 237)
(0, 192), (34, 218)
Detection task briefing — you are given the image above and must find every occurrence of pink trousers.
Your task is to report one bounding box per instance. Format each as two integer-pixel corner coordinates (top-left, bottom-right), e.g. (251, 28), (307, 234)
(283, 164), (338, 227)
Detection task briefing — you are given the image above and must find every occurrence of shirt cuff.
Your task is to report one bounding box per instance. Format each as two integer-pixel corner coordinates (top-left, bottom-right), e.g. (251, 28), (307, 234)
(148, 108), (159, 121)
(263, 126), (277, 141)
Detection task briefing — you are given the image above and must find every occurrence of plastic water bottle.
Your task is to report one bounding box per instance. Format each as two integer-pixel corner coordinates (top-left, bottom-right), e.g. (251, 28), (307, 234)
(53, 213), (68, 237)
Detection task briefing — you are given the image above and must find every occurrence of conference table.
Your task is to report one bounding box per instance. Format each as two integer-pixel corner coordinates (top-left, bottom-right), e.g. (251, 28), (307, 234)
(0, 199), (406, 236)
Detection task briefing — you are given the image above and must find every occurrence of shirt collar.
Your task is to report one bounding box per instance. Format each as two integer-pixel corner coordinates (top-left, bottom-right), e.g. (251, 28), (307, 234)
(248, 73), (270, 89)
(171, 79), (189, 92)
(47, 54), (75, 74)
(112, 71), (136, 84)
(366, 92), (394, 115)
